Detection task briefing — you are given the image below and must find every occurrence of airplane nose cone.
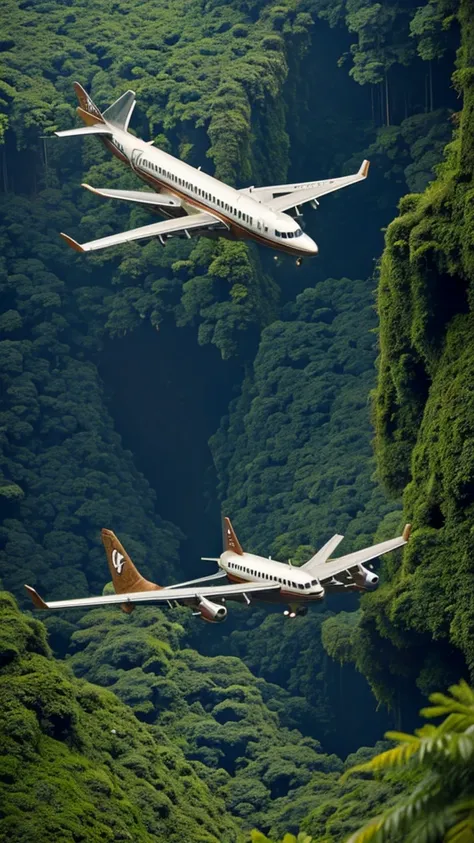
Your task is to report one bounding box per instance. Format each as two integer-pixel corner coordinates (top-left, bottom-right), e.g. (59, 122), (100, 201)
(302, 234), (318, 255)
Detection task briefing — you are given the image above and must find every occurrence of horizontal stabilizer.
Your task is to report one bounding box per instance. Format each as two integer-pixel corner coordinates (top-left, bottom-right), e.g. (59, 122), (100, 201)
(102, 90), (136, 131)
(82, 184), (180, 207)
(302, 534), (344, 575)
(167, 571), (226, 589)
(55, 125), (113, 138)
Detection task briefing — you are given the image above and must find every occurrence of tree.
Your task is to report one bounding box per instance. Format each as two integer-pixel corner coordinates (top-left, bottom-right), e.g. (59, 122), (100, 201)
(343, 680), (474, 843)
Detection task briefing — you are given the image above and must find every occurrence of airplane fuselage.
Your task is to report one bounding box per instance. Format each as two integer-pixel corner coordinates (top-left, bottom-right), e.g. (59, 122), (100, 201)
(100, 128), (318, 258)
(219, 550), (325, 603)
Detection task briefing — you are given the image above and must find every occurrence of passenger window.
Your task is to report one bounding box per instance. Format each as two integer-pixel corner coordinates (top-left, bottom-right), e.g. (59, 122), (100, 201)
(298, 584), (304, 590)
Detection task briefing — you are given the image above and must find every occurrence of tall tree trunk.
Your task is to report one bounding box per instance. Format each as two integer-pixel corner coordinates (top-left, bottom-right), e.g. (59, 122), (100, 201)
(385, 72), (390, 126)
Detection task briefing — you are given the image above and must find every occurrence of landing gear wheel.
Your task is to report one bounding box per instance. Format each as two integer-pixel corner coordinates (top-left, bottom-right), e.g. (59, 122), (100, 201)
(296, 257), (303, 267)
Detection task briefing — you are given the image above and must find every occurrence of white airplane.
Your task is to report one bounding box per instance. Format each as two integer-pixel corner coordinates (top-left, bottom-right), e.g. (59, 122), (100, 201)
(56, 83), (370, 264)
(25, 518), (410, 622)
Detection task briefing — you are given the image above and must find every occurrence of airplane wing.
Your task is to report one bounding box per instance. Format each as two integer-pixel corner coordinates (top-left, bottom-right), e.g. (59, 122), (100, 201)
(25, 581), (280, 610)
(312, 525), (411, 584)
(82, 184), (182, 209)
(243, 160), (369, 213)
(60, 211), (225, 253)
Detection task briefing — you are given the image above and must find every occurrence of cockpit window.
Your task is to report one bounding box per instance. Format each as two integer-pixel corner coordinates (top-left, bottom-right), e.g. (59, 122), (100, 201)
(311, 579), (318, 586)
(304, 582), (310, 589)
(275, 228), (303, 238)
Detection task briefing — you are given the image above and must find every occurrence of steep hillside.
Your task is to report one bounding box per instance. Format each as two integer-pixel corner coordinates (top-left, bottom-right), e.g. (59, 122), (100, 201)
(327, 0), (474, 703)
(0, 592), (242, 842)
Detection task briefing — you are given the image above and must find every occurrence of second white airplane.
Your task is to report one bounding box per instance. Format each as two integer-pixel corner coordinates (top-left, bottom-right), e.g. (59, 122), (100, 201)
(57, 83), (370, 263)
(25, 517), (410, 622)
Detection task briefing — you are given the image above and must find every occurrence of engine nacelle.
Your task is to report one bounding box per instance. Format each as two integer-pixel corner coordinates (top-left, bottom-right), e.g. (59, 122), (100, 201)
(357, 564), (379, 590)
(195, 595), (228, 623)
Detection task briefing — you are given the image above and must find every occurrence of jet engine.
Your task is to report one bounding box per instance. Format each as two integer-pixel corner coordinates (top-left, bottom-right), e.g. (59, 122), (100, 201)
(194, 595), (228, 623)
(357, 564), (379, 590)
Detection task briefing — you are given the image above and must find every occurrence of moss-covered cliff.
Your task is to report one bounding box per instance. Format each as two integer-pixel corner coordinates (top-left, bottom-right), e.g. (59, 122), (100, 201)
(335, 0), (474, 702)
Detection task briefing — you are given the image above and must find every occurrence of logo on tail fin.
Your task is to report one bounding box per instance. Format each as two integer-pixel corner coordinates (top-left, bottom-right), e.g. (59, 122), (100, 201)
(112, 549), (125, 574)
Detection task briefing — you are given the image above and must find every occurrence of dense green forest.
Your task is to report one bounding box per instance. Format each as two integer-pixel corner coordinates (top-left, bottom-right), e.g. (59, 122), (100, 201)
(1, 0), (473, 838)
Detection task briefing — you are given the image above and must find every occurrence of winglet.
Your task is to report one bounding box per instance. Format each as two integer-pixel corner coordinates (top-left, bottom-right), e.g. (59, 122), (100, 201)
(60, 233), (85, 253)
(359, 159), (370, 178)
(402, 523), (411, 542)
(81, 182), (97, 195)
(24, 585), (48, 610)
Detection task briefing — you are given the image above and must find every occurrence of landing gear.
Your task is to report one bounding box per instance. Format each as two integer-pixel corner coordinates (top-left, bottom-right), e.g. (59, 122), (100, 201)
(296, 257), (303, 267)
(283, 606), (307, 619)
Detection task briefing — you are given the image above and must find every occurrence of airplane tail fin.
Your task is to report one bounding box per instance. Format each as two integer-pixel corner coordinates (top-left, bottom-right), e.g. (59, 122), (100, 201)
(101, 529), (160, 613)
(56, 83), (135, 137)
(73, 81), (106, 125)
(102, 90), (136, 131)
(223, 517), (244, 556)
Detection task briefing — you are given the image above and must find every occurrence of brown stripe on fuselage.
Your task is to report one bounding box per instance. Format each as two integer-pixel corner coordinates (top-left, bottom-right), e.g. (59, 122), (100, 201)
(101, 140), (309, 257)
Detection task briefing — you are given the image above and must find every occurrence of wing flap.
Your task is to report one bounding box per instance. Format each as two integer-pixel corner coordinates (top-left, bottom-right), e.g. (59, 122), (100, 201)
(82, 184), (181, 208)
(60, 211), (223, 253)
(25, 581), (280, 610)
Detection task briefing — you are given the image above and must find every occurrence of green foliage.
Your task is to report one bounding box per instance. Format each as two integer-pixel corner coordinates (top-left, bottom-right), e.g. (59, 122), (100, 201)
(67, 603), (345, 837)
(0, 593), (243, 842)
(362, 0), (474, 699)
(343, 681), (474, 843)
(211, 276), (398, 558)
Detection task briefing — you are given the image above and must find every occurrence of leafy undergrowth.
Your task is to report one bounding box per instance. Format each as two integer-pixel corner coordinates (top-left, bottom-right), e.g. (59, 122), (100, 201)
(0, 592), (243, 842)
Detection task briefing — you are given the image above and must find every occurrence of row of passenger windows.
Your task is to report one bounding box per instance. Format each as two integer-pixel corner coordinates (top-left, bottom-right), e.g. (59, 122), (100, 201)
(275, 229), (303, 239)
(228, 561), (317, 589)
(140, 158), (253, 225)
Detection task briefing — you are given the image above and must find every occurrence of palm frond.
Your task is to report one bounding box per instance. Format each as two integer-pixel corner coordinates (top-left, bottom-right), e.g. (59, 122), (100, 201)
(345, 813), (385, 843)
(342, 739), (420, 779)
(445, 805), (474, 843)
